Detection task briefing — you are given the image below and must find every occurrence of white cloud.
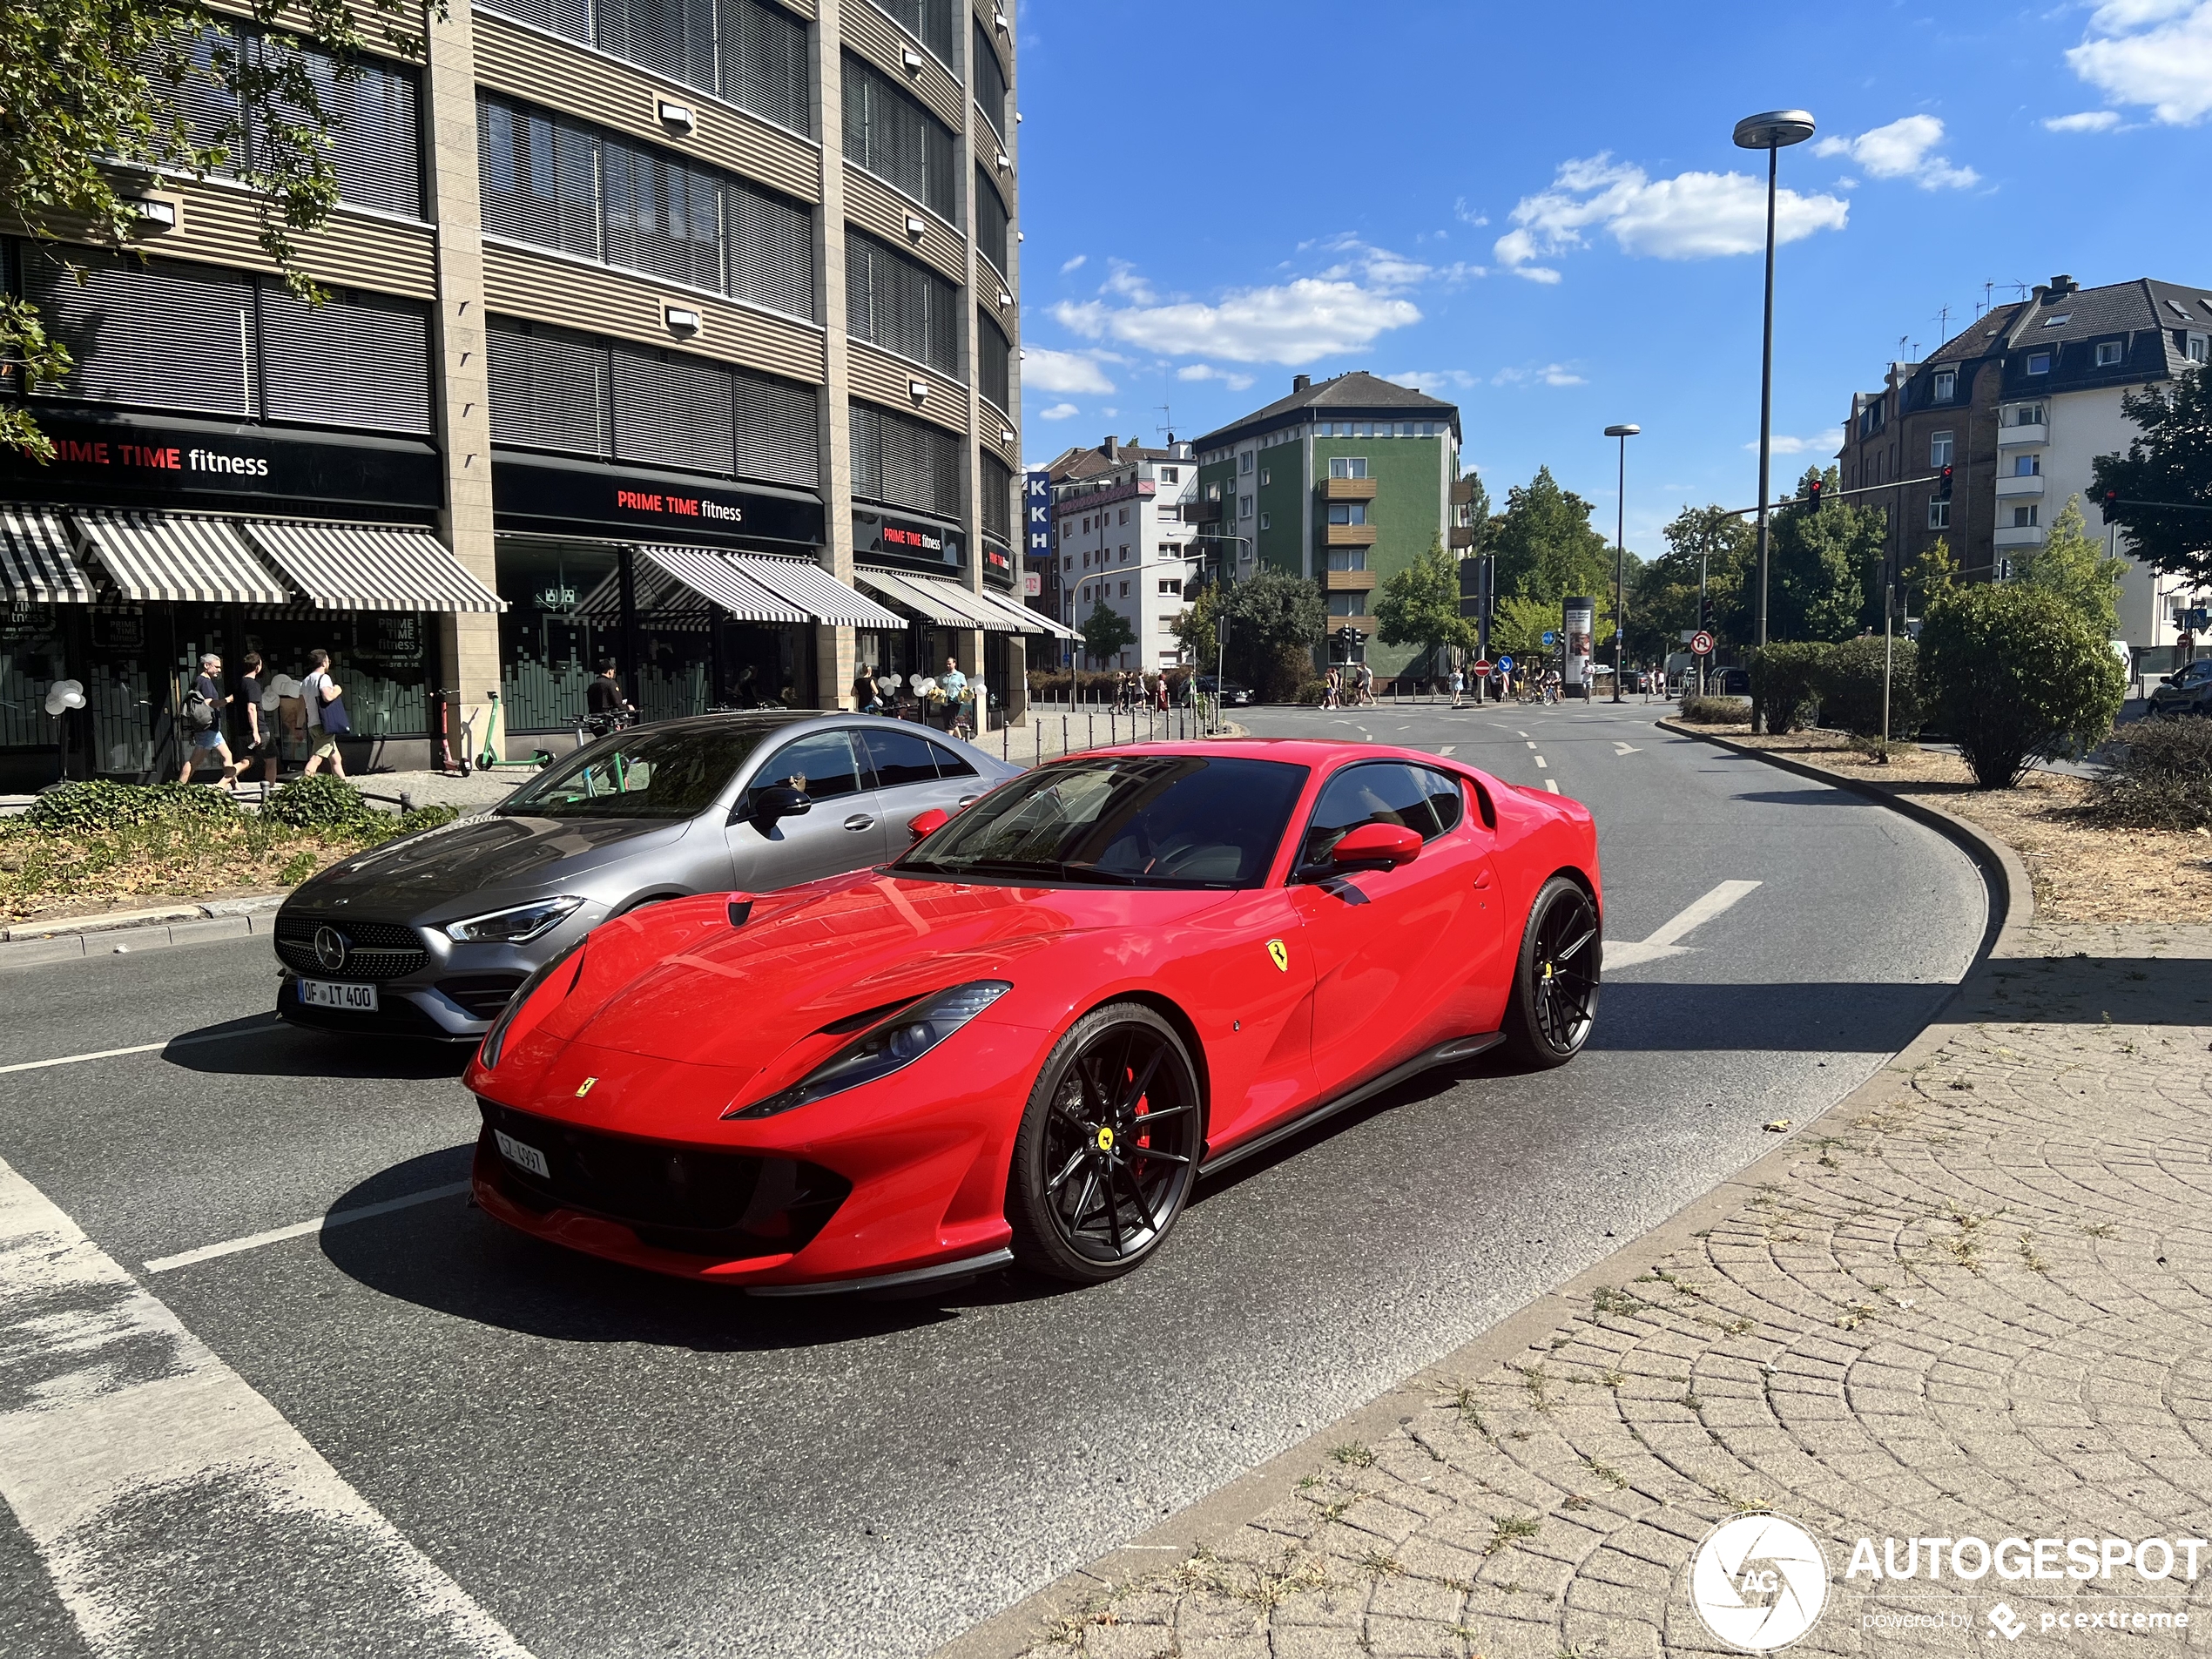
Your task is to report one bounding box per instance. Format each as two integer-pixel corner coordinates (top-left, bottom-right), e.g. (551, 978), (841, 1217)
(1099, 260), (1157, 302)
(1022, 347), (1116, 395)
(2067, 1), (2212, 125)
(1812, 116), (1979, 189)
(1751, 428), (1846, 455)
(2043, 109), (2124, 132)
(1453, 196), (1489, 228)
(1491, 364), (1588, 388)
(1176, 363), (1256, 391)
(1386, 369), (1481, 392)
(1052, 277), (1422, 367)
(1037, 402), (1080, 421)
(1059, 253), (1088, 274)
(1494, 153), (1848, 276)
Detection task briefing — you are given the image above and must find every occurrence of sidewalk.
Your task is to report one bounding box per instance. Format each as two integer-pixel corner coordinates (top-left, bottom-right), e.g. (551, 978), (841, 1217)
(946, 745), (2212, 1658)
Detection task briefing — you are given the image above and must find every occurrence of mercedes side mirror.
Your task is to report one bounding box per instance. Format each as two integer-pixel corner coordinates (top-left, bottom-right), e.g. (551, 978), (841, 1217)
(746, 784), (813, 826)
(1329, 823), (1422, 870)
(907, 807), (951, 841)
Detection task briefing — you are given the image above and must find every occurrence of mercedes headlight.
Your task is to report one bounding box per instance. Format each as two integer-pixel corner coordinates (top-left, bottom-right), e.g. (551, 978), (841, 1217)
(444, 896), (584, 944)
(478, 941), (585, 1069)
(725, 980), (1011, 1120)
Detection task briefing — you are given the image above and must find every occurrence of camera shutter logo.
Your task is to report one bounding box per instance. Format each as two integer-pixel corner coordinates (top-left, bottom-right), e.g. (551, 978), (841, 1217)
(1689, 1513), (1830, 1650)
(313, 926), (350, 974)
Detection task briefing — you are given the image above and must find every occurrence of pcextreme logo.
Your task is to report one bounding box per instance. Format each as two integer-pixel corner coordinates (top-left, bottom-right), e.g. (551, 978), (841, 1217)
(1690, 1513), (1831, 1651)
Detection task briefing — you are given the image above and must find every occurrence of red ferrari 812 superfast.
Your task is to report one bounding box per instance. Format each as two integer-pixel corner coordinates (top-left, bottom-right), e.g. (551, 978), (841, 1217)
(464, 739), (1602, 1292)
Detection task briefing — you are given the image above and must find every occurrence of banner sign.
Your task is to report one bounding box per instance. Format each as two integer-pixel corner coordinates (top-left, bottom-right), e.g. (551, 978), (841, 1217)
(493, 454), (824, 547)
(1563, 597), (1595, 691)
(1025, 470), (1052, 554)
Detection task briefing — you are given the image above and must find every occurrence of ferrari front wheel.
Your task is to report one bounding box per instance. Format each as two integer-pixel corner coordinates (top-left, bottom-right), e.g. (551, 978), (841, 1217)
(1501, 875), (1600, 1069)
(1006, 1001), (1204, 1284)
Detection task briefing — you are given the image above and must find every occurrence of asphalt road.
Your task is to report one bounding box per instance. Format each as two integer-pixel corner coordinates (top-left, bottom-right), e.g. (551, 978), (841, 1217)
(0, 698), (1986, 1659)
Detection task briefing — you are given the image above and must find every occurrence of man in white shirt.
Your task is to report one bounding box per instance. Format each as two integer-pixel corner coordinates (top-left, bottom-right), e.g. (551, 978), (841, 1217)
(300, 648), (348, 779)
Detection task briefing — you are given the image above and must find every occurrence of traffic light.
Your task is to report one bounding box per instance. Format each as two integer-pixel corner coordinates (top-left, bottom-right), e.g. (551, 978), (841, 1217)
(1938, 464), (1953, 502)
(1697, 593), (1714, 630)
(1805, 479), (1824, 511)
(2101, 488), (2121, 523)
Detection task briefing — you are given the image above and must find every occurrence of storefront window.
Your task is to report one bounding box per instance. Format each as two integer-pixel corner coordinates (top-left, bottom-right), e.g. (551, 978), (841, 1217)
(0, 605), (64, 751)
(497, 540), (618, 732)
(84, 610), (154, 775)
(239, 612), (431, 741)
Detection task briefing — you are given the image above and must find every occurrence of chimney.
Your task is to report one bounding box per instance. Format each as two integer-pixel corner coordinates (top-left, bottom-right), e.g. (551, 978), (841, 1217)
(1292, 374), (1311, 393)
(1101, 435), (1118, 461)
(2047, 273), (2078, 300)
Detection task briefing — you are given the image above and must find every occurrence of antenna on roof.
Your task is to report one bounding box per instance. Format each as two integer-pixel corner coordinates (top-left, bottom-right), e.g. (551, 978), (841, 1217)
(1934, 304), (1951, 343)
(1154, 401), (1174, 440)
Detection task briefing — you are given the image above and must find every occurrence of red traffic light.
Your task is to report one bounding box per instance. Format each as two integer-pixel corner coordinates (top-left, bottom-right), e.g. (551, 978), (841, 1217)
(1806, 479), (1824, 510)
(1938, 464), (1954, 502)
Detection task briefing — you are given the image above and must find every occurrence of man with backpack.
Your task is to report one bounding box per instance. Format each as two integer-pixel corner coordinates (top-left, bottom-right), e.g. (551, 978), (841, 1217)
(177, 651), (241, 788)
(300, 648), (350, 779)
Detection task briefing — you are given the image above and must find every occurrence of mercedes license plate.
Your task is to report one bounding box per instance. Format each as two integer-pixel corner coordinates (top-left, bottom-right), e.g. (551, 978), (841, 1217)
(299, 979), (379, 1013)
(494, 1130), (550, 1179)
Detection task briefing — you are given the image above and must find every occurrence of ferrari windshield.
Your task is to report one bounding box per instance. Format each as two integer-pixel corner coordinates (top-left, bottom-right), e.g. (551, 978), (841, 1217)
(499, 723), (777, 819)
(897, 754), (1307, 888)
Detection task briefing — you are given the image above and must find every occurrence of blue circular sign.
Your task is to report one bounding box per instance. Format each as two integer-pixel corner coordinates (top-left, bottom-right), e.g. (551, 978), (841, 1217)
(1495, 655), (1514, 673)
(1541, 631), (1557, 646)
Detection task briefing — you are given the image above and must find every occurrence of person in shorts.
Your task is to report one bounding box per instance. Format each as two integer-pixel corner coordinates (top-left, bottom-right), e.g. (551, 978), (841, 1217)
(300, 649), (347, 778)
(178, 651), (241, 788)
(236, 651), (277, 785)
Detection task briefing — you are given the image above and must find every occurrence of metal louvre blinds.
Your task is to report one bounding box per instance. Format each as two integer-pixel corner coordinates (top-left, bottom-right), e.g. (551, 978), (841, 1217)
(76, 510), (288, 604)
(260, 39), (425, 219)
(140, 24), (245, 179)
(972, 17), (1007, 139)
(24, 248), (252, 419)
(850, 402), (961, 517)
(723, 0), (809, 133)
(847, 232), (959, 377)
(978, 453), (1013, 542)
(841, 56), (955, 220)
(727, 554), (900, 626)
(241, 522), (505, 612)
(636, 544), (808, 624)
(603, 138), (724, 291)
(483, 0), (589, 45)
(978, 310), (1011, 414)
(853, 566), (974, 628)
(0, 508), (95, 604)
(260, 288), (435, 435)
(613, 347), (737, 474)
(596, 0), (718, 97)
(872, 0), (955, 66)
(849, 401), (885, 502)
(488, 317), (610, 455)
(726, 181), (813, 320)
(478, 99), (599, 260)
(974, 165), (1009, 282)
(732, 369), (819, 487)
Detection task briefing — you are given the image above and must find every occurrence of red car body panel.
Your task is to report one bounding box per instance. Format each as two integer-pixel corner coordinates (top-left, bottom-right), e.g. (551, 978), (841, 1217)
(465, 739), (1601, 1289)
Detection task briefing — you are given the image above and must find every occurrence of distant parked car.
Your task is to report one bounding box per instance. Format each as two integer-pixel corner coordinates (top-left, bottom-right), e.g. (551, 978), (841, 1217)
(2148, 659), (2212, 719)
(273, 711), (1022, 1040)
(1710, 666), (1751, 698)
(1195, 675), (1252, 706)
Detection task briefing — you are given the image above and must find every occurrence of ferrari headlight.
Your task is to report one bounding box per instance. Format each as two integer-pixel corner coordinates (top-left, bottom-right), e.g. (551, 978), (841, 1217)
(444, 896), (584, 944)
(725, 980), (1011, 1120)
(478, 940), (584, 1069)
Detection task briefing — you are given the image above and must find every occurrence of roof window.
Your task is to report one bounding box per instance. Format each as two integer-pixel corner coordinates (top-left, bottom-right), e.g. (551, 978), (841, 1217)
(2041, 314), (2072, 327)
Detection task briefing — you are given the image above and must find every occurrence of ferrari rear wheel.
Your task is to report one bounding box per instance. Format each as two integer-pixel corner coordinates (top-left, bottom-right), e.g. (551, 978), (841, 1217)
(1007, 1001), (1204, 1285)
(1501, 875), (1600, 1069)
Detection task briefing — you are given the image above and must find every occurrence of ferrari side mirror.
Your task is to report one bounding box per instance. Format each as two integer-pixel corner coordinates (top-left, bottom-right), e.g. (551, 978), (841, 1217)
(1329, 822), (1422, 870)
(907, 807), (950, 841)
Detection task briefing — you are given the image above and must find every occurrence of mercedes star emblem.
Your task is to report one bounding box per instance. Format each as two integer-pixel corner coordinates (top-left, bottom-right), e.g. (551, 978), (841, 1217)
(313, 926), (350, 974)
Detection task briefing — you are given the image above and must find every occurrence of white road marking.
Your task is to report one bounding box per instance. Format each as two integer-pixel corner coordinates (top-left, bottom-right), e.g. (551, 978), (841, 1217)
(1613, 741), (1642, 755)
(145, 1181), (473, 1274)
(1544, 779), (1560, 793)
(1516, 731), (1527, 738)
(0, 1154), (532, 1657)
(0, 1020), (278, 1076)
(1524, 740), (1537, 749)
(1606, 879), (1764, 968)
(1533, 756), (1547, 769)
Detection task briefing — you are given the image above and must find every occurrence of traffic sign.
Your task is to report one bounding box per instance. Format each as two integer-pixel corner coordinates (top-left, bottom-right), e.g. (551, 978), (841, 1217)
(1690, 630), (1715, 656)
(1472, 658), (1493, 676)
(1495, 654), (1514, 674)
(1541, 631), (1556, 646)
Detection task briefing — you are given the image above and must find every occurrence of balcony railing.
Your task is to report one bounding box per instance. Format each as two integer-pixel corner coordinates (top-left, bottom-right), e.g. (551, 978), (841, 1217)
(1997, 422), (2047, 447)
(1324, 523), (1379, 547)
(1321, 475), (1378, 502)
(1994, 474), (2045, 499)
(1322, 569), (1376, 591)
(1994, 523), (2047, 548)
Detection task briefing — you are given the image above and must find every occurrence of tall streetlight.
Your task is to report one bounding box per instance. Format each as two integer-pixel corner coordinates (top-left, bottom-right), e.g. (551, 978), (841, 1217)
(1603, 423), (1639, 703)
(1732, 108), (1816, 651)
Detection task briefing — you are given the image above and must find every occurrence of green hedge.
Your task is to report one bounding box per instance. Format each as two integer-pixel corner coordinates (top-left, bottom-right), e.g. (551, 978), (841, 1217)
(24, 780), (239, 833)
(260, 775), (381, 831)
(1919, 584), (2125, 787)
(1813, 636), (1920, 738)
(1678, 695), (1751, 725)
(1749, 643), (1830, 734)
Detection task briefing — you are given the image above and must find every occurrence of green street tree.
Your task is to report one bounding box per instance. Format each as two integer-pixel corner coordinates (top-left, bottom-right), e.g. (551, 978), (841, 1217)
(1920, 583), (2126, 787)
(1456, 470), (1492, 554)
(2090, 367), (2212, 583)
(1078, 601), (1134, 667)
(1, 0), (428, 459)
(1487, 466), (1612, 604)
(1170, 579), (1219, 664)
(1904, 536), (1959, 617)
(1372, 533), (1472, 673)
(1218, 569), (1325, 698)
(2013, 495), (2127, 638)
(1628, 504), (1754, 658)
(1752, 466), (1881, 641)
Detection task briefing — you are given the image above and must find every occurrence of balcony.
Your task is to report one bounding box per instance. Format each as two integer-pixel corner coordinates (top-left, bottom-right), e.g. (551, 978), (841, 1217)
(1326, 614), (1377, 636)
(1321, 475), (1378, 502)
(1324, 523), (1379, 547)
(1449, 477), (1478, 506)
(1994, 523), (2046, 549)
(1449, 524), (1475, 548)
(1184, 497), (1223, 524)
(1997, 422), (2047, 448)
(1994, 473), (2045, 499)
(1323, 568), (1376, 591)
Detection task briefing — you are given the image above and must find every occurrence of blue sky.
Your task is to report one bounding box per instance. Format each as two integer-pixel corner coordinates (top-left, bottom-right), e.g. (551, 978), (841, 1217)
(1012, 0), (2212, 556)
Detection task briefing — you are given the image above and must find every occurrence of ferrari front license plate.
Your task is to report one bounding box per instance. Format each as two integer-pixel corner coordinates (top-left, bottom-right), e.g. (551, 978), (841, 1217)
(299, 979), (379, 1013)
(494, 1130), (550, 1179)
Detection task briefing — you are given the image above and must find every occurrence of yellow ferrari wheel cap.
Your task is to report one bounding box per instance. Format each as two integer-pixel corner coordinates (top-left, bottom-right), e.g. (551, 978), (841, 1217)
(1096, 1125), (1115, 1151)
(1266, 939), (1289, 973)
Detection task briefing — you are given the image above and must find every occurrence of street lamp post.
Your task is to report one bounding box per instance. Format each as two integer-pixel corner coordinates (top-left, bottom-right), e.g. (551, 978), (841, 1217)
(1603, 423), (1639, 703)
(1732, 109), (1816, 658)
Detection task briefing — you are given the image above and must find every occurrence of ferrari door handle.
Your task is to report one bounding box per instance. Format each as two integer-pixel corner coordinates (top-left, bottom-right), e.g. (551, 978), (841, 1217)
(843, 813), (875, 831)
(1473, 870), (1494, 889)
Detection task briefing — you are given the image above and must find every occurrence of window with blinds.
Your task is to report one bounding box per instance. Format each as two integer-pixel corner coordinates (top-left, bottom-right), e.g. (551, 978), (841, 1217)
(722, 0), (809, 134)
(488, 317), (610, 455)
(846, 231), (961, 378)
(732, 371), (818, 487)
(850, 400), (960, 518)
(614, 346), (737, 474)
(973, 165), (1009, 280)
(976, 308), (1010, 414)
(971, 17), (1008, 139)
(979, 453), (1012, 543)
(841, 54), (956, 221)
(871, 0), (955, 68)
(479, 0), (807, 136)
(260, 287), (434, 433)
(142, 24), (246, 179)
(595, 0), (717, 100)
(478, 93), (814, 320)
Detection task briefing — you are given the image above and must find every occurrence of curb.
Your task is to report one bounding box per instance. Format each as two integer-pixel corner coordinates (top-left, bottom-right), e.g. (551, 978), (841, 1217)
(0, 894), (287, 969)
(933, 716), (2027, 1659)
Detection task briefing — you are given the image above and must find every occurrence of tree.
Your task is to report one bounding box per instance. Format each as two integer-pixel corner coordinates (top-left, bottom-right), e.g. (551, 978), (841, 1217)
(1456, 470), (1491, 554)
(2013, 495), (2126, 638)
(1755, 466), (1882, 642)
(1487, 595), (1557, 666)
(2090, 366), (2212, 583)
(2, 0), (429, 459)
(1629, 505), (1754, 660)
(1373, 533), (1472, 672)
(1919, 583), (2126, 787)
(1170, 580), (1219, 664)
(1078, 601), (1133, 667)
(1217, 569), (1325, 699)
(1487, 466), (1612, 604)
(1904, 537), (1959, 617)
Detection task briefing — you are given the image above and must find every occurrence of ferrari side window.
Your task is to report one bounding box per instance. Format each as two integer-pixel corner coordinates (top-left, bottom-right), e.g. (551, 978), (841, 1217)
(1299, 763), (1440, 867)
(857, 727), (939, 790)
(1413, 766), (1465, 836)
(755, 732), (862, 803)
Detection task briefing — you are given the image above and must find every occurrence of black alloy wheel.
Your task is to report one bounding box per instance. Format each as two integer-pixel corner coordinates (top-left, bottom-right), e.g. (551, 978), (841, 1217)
(1501, 875), (1601, 1068)
(1006, 1001), (1204, 1284)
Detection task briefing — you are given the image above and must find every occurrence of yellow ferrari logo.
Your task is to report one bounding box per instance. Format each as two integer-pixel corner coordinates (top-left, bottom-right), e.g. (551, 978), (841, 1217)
(1096, 1125), (1115, 1151)
(576, 1077), (597, 1097)
(1266, 939), (1289, 973)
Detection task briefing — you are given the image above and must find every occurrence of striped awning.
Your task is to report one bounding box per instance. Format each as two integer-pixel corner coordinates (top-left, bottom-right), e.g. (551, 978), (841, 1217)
(635, 544), (808, 624)
(855, 567), (1026, 631)
(0, 508), (95, 604)
(242, 521), (506, 613)
(972, 584), (1082, 641)
(727, 553), (901, 628)
(75, 509), (287, 604)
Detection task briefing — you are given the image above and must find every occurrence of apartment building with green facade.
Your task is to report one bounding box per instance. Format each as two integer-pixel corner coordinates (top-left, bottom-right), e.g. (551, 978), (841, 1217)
(1188, 373), (1462, 681)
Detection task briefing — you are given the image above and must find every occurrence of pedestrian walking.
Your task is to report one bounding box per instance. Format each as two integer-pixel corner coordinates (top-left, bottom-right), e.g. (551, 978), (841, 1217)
(300, 648), (350, 778)
(938, 657), (968, 736)
(237, 651), (277, 785)
(177, 651), (241, 788)
(853, 661), (880, 713)
(1450, 666), (1464, 709)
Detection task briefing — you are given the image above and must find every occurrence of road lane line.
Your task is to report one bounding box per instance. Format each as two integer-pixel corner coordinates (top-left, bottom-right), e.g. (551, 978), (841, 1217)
(1545, 780), (1560, 793)
(1614, 741), (1642, 755)
(1438, 745), (1455, 755)
(1524, 740), (1536, 749)
(0, 1020), (279, 1076)
(0, 1154), (533, 1658)
(145, 1181), (472, 1274)
(1533, 756), (1547, 769)
(1643, 879), (1764, 948)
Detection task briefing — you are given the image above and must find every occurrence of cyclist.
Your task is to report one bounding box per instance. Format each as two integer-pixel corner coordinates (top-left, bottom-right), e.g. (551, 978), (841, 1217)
(584, 658), (634, 737)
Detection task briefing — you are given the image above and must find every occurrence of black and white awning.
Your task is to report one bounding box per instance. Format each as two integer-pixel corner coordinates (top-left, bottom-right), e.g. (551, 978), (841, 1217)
(0, 507), (95, 604)
(635, 544), (809, 625)
(74, 509), (288, 604)
(726, 553), (901, 629)
(970, 584), (1082, 641)
(854, 567), (1030, 631)
(241, 521), (505, 613)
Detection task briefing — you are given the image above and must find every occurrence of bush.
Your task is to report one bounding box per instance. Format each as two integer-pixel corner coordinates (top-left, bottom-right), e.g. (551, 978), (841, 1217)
(1919, 583), (2127, 787)
(25, 779), (240, 833)
(1679, 695), (1751, 725)
(1295, 680), (1329, 705)
(1813, 636), (1921, 738)
(260, 774), (380, 831)
(1748, 642), (1831, 733)
(2082, 717), (2212, 829)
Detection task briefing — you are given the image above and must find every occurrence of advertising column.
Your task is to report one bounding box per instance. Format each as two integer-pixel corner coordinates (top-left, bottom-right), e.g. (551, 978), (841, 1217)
(1563, 597), (1594, 699)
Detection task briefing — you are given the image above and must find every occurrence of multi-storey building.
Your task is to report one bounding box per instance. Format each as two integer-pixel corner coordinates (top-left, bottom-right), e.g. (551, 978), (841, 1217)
(1840, 273), (2212, 667)
(0, 0), (1039, 786)
(1188, 373), (1461, 682)
(1035, 436), (1197, 670)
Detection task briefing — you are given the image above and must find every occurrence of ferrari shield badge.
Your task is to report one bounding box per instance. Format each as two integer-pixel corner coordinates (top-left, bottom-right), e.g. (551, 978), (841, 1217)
(576, 1076), (597, 1097)
(1266, 939), (1289, 973)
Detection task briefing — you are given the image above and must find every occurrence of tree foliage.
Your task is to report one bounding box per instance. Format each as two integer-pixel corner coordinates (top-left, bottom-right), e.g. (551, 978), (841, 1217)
(1218, 569), (1325, 698)
(2013, 495), (2126, 639)
(0, 0), (432, 458)
(1903, 537), (1959, 618)
(2090, 366), (2212, 583)
(1629, 504), (1755, 659)
(1170, 579), (1219, 665)
(1487, 466), (1612, 605)
(1078, 601), (1134, 666)
(1919, 583), (2126, 788)
(1373, 533), (1472, 668)
(1814, 635), (1920, 739)
(1756, 466), (1883, 642)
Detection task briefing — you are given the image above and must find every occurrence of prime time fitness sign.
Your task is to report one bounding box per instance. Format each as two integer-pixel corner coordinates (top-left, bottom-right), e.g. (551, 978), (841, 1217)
(0, 411), (442, 513)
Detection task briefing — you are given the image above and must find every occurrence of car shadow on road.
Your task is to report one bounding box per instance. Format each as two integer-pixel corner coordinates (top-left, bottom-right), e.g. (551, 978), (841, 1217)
(1590, 980), (1959, 1053)
(161, 1015), (472, 1081)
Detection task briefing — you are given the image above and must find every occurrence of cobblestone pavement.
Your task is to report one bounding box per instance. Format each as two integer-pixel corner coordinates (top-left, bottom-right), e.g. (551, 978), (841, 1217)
(988, 925), (2212, 1658)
